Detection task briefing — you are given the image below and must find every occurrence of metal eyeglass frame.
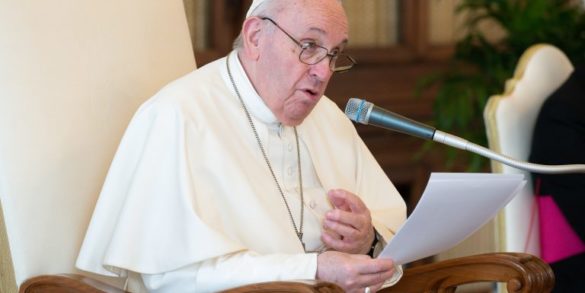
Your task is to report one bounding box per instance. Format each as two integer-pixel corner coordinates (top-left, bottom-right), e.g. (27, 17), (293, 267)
(260, 17), (356, 73)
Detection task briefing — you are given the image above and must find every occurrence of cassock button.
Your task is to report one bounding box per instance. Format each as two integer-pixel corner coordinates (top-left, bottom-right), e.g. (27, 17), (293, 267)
(309, 200), (317, 209)
(288, 143), (294, 152)
(287, 167), (293, 176)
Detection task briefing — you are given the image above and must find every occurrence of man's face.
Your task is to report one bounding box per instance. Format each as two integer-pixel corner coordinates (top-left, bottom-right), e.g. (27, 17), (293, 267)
(255, 0), (349, 126)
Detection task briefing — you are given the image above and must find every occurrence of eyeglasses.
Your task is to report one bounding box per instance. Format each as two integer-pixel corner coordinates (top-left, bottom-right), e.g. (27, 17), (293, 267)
(261, 17), (356, 73)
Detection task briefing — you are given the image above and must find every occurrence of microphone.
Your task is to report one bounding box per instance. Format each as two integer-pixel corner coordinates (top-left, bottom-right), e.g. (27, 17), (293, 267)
(345, 98), (585, 174)
(344, 98), (436, 140)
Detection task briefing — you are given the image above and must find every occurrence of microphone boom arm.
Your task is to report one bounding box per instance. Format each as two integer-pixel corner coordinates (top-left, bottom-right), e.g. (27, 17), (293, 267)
(345, 98), (585, 174)
(433, 130), (585, 174)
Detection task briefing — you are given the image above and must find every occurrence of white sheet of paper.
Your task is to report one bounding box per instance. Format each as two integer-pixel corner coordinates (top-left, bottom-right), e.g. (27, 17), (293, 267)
(379, 172), (525, 265)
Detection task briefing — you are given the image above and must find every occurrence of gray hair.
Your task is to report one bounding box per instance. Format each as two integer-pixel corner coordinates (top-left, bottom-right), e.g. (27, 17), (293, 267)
(232, 0), (344, 50)
(233, 0), (281, 50)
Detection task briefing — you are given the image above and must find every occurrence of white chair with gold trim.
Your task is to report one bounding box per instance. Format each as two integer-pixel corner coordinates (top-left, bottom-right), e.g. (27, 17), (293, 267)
(484, 44), (574, 258)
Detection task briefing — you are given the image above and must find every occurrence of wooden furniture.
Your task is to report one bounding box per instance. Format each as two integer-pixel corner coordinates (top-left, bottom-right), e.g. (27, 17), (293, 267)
(384, 253), (553, 293)
(19, 253), (554, 292)
(484, 44), (574, 256)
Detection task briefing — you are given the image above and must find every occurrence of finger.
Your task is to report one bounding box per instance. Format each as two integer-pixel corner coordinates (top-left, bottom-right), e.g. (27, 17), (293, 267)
(321, 227), (343, 242)
(347, 195), (367, 214)
(362, 277), (391, 292)
(358, 258), (395, 275)
(351, 264), (396, 292)
(321, 231), (348, 250)
(363, 269), (395, 284)
(323, 218), (360, 239)
(321, 224), (347, 249)
(326, 208), (368, 231)
(327, 189), (351, 211)
(328, 189), (368, 213)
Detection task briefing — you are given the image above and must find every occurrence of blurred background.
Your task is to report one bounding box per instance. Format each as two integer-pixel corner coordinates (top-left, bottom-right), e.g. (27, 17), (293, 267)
(182, 1), (585, 290)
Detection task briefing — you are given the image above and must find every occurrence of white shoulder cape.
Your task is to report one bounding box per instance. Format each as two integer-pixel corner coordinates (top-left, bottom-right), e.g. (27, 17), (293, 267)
(76, 54), (406, 276)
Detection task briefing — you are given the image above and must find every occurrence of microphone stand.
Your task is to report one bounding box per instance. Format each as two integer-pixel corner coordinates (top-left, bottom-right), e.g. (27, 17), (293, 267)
(433, 130), (585, 174)
(345, 98), (585, 174)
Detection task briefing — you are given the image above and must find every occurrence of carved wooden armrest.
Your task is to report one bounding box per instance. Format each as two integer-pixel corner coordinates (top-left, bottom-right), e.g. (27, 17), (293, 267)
(19, 253), (552, 293)
(20, 274), (127, 293)
(381, 252), (554, 293)
(20, 274), (343, 293)
(222, 280), (343, 292)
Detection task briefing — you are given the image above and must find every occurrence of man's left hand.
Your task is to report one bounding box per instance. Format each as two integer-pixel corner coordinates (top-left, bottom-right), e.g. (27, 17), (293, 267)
(322, 189), (375, 254)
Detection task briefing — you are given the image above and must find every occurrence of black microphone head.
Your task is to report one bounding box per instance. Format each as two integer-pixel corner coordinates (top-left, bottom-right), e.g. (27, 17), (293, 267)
(345, 98), (373, 124)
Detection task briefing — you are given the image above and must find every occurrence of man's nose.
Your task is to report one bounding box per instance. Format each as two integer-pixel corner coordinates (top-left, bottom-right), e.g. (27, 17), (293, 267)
(309, 56), (333, 80)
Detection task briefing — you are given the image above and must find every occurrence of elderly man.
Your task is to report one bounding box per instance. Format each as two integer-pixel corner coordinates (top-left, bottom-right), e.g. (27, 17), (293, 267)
(76, 0), (406, 292)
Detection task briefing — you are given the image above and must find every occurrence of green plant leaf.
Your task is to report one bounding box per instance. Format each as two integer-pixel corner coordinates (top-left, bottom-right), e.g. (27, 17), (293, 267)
(417, 0), (585, 171)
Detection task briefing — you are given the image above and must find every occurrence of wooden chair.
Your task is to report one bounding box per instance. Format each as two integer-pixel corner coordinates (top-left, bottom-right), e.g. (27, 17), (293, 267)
(1, 1), (553, 292)
(484, 44), (574, 257)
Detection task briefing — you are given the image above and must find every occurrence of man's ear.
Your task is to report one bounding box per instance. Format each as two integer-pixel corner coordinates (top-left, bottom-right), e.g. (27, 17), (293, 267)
(241, 17), (264, 60)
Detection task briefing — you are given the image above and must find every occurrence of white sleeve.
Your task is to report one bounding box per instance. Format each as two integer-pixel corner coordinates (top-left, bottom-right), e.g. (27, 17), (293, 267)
(141, 251), (318, 293)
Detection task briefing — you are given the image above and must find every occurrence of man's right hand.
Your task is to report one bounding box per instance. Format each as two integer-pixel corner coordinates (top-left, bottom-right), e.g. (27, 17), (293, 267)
(316, 250), (396, 293)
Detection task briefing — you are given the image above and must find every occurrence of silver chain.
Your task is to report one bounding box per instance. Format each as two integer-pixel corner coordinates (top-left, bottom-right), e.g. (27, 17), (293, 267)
(226, 55), (305, 251)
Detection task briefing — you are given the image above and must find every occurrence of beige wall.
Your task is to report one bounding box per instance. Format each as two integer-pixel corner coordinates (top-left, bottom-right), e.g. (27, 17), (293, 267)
(429, 0), (465, 45)
(343, 0), (399, 47)
(183, 0), (504, 50)
(429, 0), (505, 45)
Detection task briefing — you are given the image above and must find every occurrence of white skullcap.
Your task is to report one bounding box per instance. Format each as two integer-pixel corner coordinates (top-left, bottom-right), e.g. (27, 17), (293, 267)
(246, 0), (269, 18)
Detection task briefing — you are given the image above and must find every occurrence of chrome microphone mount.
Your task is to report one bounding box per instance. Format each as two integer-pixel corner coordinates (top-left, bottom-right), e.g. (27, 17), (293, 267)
(345, 98), (585, 174)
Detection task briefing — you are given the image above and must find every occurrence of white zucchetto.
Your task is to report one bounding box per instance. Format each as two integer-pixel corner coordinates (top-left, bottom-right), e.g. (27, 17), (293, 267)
(246, 0), (269, 17)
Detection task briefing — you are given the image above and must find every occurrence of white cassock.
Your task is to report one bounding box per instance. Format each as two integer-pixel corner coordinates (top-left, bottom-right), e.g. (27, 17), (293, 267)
(76, 50), (407, 292)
